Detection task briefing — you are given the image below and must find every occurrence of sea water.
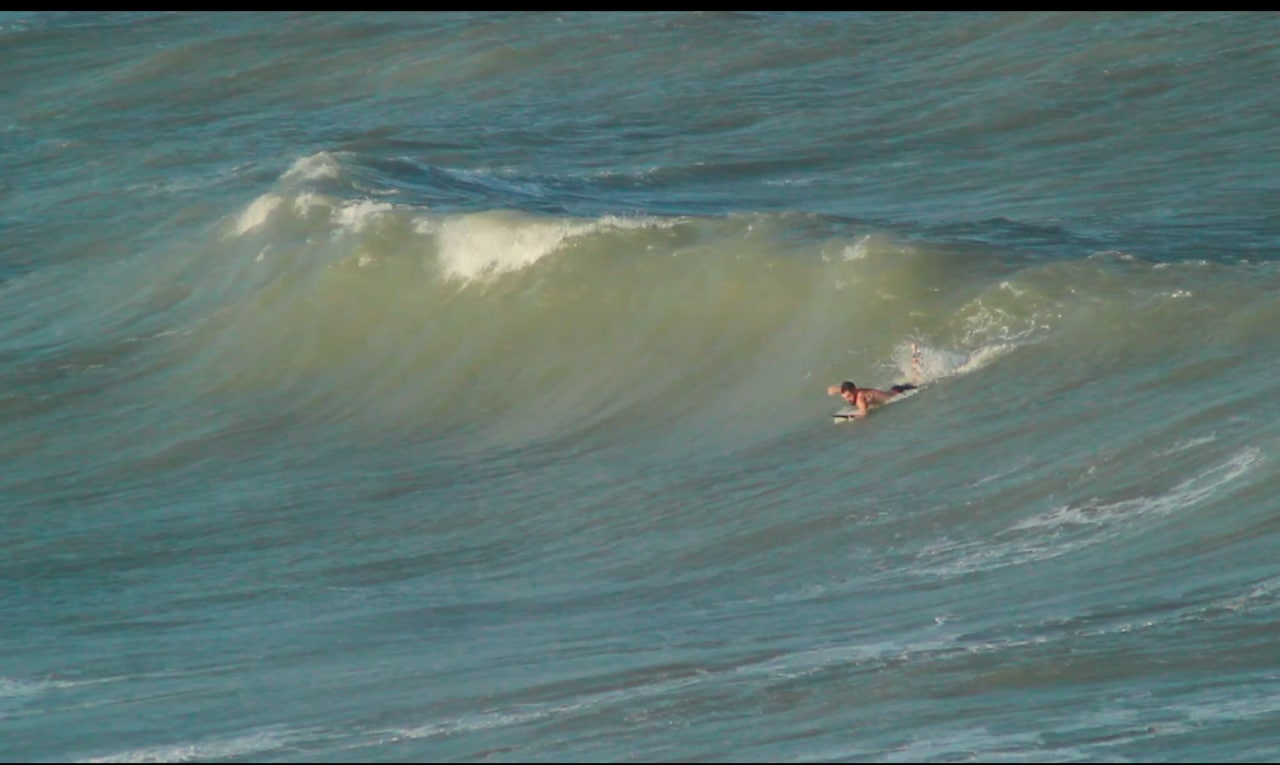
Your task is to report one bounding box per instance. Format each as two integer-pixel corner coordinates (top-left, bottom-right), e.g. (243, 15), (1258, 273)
(4, 12), (1280, 762)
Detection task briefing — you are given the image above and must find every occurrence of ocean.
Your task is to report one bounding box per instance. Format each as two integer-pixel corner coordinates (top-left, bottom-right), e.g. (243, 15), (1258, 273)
(4, 11), (1280, 762)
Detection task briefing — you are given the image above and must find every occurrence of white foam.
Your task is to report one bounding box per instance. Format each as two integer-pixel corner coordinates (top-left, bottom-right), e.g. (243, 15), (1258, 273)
(912, 535), (1070, 580)
(0, 676), (106, 699)
(231, 194), (283, 237)
(906, 448), (1265, 583)
(1089, 249), (1140, 262)
(1013, 446), (1262, 533)
(1, 677), (56, 699)
(381, 672), (703, 743)
(293, 191), (327, 216)
(281, 151), (342, 183)
(744, 635), (963, 681)
(596, 213), (672, 232)
(891, 340), (1009, 385)
(841, 234), (873, 261)
(420, 212), (597, 282)
(1177, 688), (1280, 726)
(1199, 571), (1280, 617)
(334, 199), (395, 234)
(1153, 434), (1217, 457)
(832, 726), (1048, 763)
(387, 707), (559, 741)
(802, 701), (1169, 763)
(78, 728), (299, 763)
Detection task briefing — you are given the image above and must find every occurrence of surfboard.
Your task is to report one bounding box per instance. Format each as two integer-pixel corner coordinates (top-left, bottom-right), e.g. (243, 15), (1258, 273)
(832, 406), (861, 423)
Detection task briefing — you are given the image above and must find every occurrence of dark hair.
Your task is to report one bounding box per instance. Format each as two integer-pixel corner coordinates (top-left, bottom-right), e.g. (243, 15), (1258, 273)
(840, 381), (857, 393)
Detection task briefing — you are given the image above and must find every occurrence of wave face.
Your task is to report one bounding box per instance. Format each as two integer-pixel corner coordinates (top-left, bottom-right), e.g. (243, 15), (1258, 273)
(5, 11), (1280, 763)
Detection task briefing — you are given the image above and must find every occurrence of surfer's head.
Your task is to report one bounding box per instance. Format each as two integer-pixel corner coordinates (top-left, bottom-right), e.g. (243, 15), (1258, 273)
(839, 381), (858, 404)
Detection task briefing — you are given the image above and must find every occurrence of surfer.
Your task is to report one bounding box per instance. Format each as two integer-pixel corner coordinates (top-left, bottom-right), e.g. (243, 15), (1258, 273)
(826, 343), (922, 418)
(827, 380), (917, 418)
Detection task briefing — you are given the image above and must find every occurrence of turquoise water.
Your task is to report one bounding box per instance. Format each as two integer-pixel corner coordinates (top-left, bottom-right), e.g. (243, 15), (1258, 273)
(4, 12), (1280, 762)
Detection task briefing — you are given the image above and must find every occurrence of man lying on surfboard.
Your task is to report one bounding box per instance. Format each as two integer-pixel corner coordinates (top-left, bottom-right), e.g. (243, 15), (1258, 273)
(827, 342), (921, 418)
(827, 380), (917, 418)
